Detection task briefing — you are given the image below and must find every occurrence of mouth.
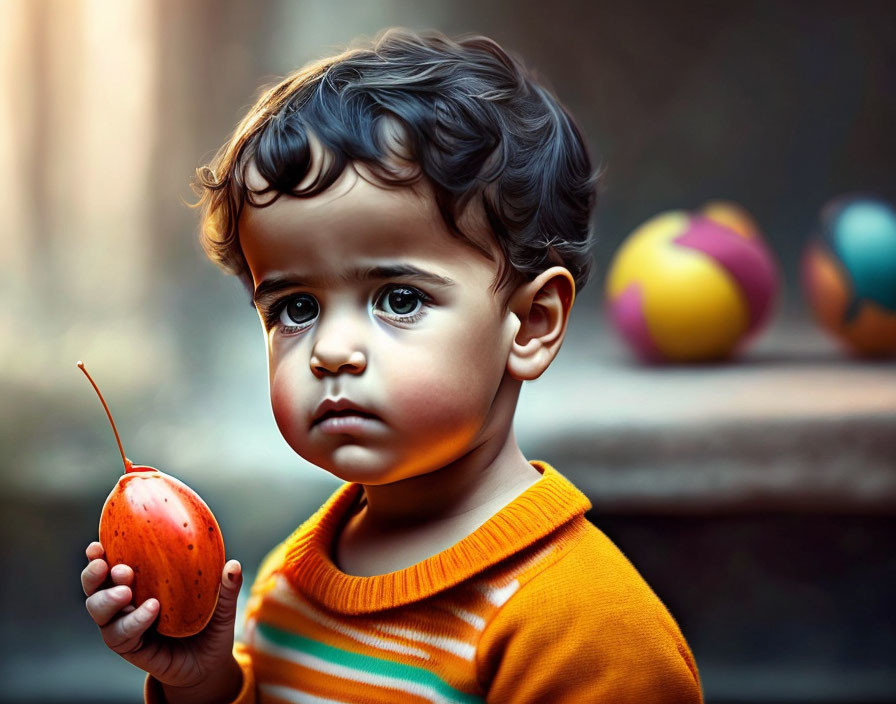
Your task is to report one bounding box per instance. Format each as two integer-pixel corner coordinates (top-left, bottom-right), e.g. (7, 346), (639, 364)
(311, 398), (381, 427)
(313, 408), (380, 426)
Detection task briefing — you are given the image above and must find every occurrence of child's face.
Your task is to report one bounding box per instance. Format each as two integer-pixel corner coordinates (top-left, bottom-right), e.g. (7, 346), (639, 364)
(238, 162), (521, 486)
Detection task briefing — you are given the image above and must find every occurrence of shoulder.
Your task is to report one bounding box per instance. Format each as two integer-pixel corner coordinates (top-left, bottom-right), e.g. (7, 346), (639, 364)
(490, 517), (667, 609)
(547, 519), (669, 609)
(475, 518), (702, 702)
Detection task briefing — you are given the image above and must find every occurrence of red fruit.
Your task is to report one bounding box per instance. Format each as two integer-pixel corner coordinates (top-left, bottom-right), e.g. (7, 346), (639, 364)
(99, 466), (225, 637)
(79, 362), (226, 638)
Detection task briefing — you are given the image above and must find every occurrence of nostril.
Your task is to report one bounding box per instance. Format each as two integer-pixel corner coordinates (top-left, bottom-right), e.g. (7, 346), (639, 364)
(311, 354), (366, 376)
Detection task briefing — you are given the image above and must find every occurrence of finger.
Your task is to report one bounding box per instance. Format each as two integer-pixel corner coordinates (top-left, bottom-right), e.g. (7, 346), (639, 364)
(221, 559), (243, 598)
(109, 563), (134, 586)
(207, 560), (242, 628)
(86, 584), (133, 627)
(216, 560), (243, 618)
(81, 557), (109, 597)
(86, 542), (104, 561)
(102, 598), (159, 653)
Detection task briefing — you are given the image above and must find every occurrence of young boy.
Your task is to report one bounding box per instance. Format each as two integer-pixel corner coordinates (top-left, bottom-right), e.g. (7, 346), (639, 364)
(81, 28), (702, 703)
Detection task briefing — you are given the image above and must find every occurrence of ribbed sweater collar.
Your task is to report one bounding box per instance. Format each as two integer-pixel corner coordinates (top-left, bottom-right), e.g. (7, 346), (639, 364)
(280, 460), (591, 614)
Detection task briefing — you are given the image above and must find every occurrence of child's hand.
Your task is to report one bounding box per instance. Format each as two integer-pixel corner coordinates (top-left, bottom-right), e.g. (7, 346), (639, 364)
(81, 541), (244, 697)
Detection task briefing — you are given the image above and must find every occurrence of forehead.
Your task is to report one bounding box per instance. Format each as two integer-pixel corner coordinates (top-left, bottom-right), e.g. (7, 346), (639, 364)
(238, 160), (497, 285)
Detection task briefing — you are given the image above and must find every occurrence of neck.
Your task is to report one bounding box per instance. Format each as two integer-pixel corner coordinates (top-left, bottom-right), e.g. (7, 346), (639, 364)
(354, 375), (539, 532)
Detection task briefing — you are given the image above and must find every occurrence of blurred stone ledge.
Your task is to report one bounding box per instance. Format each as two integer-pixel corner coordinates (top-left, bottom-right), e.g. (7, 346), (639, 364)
(5, 410), (893, 515)
(511, 316), (896, 513)
(521, 414), (896, 514)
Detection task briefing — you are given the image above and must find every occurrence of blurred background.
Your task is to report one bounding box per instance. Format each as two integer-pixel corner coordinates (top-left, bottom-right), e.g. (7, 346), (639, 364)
(1, 0), (895, 701)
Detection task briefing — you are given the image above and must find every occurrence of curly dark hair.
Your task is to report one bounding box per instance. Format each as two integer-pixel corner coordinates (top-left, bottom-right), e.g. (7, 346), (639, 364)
(192, 28), (601, 304)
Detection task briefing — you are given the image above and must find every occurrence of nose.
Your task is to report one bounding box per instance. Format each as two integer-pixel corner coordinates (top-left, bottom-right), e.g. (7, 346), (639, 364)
(309, 316), (367, 377)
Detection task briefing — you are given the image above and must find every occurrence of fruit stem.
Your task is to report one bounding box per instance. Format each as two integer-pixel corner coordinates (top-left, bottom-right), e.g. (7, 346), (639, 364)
(77, 361), (132, 474)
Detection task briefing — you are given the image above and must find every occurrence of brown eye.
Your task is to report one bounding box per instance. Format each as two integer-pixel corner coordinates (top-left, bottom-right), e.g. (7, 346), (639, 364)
(279, 294), (318, 326)
(378, 286), (423, 317)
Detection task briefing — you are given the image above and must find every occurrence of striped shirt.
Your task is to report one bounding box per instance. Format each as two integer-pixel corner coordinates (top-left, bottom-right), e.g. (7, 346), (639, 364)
(146, 461), (702, 703)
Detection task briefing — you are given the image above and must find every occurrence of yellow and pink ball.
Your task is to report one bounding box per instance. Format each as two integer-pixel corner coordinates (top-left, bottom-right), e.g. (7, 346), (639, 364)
(605, 201), (779, 363)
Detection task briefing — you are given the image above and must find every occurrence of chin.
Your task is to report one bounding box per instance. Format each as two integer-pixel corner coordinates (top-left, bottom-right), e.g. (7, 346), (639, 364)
(305, 445), (398, 484)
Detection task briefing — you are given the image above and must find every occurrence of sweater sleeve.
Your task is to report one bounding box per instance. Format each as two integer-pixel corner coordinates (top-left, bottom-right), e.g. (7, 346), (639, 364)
(474, 531), (703, 704)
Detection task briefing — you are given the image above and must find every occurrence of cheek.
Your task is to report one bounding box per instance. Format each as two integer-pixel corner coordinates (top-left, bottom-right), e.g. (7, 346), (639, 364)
(270, 374), (293, 429)
(390, 375), (469, 423)
(269, 350), (307, 441)
(384, 321), (506, 427)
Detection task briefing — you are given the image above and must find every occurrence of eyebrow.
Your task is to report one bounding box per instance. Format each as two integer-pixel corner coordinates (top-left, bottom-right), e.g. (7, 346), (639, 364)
(252, 264), (457, 308)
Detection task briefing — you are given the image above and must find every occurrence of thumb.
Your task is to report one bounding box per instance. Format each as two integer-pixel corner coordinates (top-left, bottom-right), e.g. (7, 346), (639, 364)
(212, 559), (243, 625)
(194, 560), (243, 654)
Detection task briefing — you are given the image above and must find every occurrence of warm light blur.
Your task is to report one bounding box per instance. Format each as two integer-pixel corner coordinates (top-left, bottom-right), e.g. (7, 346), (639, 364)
(0, 1), (36, 358)
(0, 0), (175, 394)
(65, 0), (157, 306)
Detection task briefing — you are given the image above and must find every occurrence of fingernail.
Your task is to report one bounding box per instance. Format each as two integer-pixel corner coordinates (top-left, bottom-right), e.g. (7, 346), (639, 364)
(227, 572), (235, 582)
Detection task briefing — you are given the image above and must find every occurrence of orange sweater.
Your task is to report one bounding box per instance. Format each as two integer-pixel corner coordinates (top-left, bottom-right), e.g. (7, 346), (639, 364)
(146, 461), (702, 703)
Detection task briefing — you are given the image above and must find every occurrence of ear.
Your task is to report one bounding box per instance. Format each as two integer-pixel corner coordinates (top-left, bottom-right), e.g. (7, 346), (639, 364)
(506, 266), (576, 381)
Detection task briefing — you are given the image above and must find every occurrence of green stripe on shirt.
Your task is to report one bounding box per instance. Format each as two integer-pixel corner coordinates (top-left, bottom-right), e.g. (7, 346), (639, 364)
(257, 622), (485, 704)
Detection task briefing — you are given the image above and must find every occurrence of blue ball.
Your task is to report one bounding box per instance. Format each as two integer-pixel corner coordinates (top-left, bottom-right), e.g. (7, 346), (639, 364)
(819, 195), (896, 320)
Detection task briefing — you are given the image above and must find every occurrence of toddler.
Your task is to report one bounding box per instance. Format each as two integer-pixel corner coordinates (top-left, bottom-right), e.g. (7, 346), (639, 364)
(81, 28), (703, 703)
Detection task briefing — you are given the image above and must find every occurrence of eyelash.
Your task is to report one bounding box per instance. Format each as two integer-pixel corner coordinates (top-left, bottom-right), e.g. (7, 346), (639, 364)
(262, 285), (432, 333)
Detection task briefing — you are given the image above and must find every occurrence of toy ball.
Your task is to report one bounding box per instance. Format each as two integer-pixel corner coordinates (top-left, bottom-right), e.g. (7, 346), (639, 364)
(801, 195), (896, 358)
(605, 201), (779, 363)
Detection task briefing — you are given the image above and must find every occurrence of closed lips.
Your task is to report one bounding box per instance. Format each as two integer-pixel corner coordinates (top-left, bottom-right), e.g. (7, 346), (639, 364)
(312, 397), (382, 426)
(316, 409), (378, 423)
